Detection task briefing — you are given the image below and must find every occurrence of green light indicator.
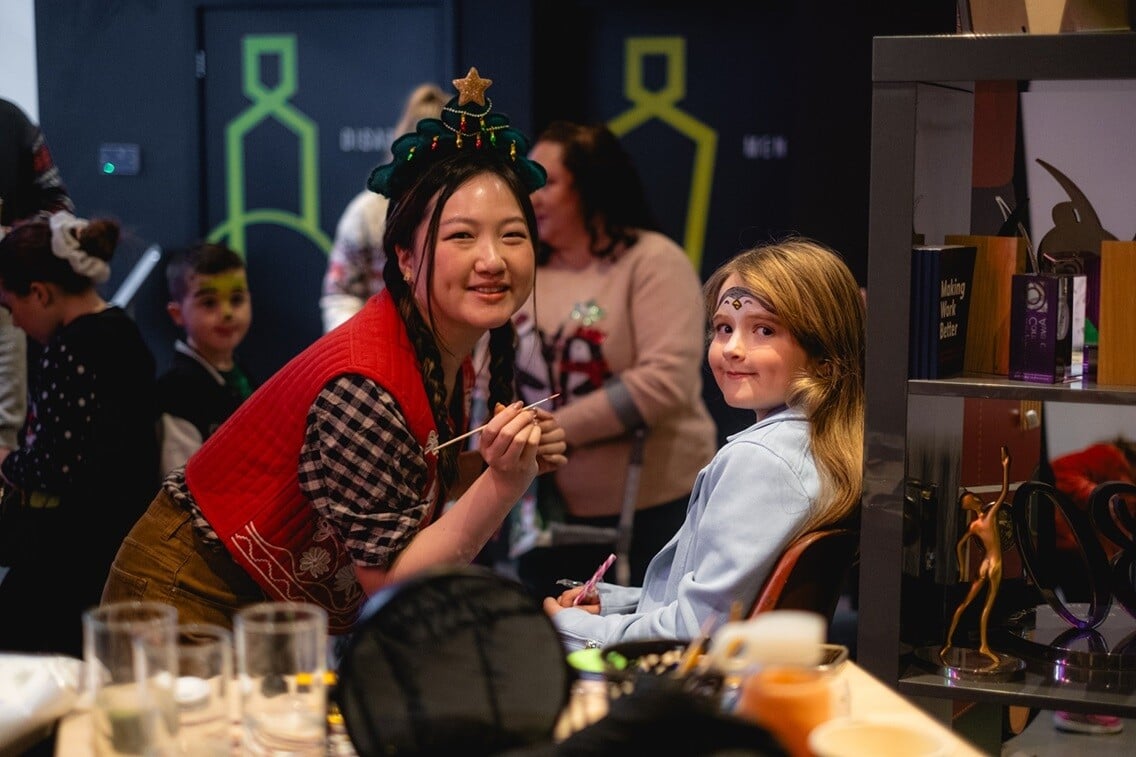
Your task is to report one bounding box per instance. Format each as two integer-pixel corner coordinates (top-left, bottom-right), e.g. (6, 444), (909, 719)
(102, 162), (116, 174)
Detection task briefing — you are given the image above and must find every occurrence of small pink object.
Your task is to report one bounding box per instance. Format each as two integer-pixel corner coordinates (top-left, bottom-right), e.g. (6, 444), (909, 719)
(573, 553), (617, 606)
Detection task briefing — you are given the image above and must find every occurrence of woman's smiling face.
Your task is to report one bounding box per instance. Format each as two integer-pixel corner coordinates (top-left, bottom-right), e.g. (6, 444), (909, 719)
(399, 170), (536, 353)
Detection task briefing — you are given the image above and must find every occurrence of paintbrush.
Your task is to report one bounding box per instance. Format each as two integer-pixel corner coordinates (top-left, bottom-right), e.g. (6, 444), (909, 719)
(427, 393), (559, 453)
(573, 552), (616, 606)
(674, 615), (719, 678)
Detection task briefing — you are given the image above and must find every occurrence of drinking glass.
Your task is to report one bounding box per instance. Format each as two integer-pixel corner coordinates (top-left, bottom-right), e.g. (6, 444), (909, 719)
(173, 623), (233, 756)
(234, 602), (328, 756)
(734, 656), (851, 757)
(82, 601), (179, 757)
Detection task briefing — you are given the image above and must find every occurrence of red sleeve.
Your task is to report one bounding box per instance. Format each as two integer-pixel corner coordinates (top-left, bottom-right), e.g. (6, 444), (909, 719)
(1052, 443), (1133, 510)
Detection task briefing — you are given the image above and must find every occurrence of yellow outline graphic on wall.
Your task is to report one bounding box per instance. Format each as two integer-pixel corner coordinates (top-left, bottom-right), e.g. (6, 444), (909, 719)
(207, 34), (332, 255)
(608, 37), (716, 271)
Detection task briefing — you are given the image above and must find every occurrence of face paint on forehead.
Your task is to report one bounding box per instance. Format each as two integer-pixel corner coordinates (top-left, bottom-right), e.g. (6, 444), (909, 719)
(717, 285), (759, 311)
(192, 271), (247, 297)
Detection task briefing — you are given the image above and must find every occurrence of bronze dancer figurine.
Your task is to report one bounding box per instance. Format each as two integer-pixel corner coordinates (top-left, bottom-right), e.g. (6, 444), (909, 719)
(942, 445), (1011, 667)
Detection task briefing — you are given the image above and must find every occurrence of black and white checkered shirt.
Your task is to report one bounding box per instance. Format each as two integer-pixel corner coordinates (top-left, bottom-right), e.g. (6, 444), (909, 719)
(166, 373), (431, 569)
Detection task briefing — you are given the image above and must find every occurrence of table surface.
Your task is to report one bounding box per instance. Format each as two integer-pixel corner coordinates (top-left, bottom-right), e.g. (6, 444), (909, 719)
(556, 660), (986, 756)
(55, 661), (986, 756)
(831, 662), (985, 756)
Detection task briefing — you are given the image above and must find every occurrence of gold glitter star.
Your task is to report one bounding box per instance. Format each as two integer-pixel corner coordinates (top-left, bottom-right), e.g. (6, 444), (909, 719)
(452, 67), (493, 106)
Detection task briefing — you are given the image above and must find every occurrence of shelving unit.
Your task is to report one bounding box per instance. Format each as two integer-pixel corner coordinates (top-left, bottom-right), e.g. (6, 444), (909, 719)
(859, 31), (1136, 722)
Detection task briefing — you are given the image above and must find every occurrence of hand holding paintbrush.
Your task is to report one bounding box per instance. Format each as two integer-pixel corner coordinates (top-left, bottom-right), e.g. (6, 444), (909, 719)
(427, 394), (560, 453)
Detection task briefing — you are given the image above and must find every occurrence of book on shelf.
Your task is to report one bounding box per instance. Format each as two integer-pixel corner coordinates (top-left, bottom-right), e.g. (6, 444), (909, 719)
(1097, 240), (1136, 386)
(908, 250), (924, 379)
(909, 244), (978, 379)
(945, 234), (1027, 376)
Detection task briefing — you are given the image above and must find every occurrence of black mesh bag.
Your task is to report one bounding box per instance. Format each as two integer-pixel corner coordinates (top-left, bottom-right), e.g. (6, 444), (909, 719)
(335, 566), (573, 757)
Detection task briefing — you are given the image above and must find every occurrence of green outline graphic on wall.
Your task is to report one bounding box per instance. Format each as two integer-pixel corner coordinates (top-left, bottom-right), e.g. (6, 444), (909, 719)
(207, 34), (332, 255)
(608, 36), (716, 271)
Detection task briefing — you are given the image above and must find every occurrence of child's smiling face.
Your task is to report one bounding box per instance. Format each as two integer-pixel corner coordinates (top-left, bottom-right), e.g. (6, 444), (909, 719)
(168, 267), (251, 365)
(708, 274), (807, 421)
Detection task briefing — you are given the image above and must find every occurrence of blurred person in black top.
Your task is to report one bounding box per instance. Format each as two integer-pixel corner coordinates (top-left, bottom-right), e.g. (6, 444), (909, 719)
(1, 97), (75, 464)
(0, 212), (158, 657)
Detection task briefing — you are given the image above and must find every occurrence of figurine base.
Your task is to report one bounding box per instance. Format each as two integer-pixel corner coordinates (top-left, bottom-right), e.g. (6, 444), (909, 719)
(993, 603), (1136, 689)
(915, 645), (1026, 682)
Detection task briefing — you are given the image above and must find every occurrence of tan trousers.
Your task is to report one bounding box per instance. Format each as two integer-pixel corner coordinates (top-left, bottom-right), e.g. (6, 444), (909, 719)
(101, 488), (266, 629)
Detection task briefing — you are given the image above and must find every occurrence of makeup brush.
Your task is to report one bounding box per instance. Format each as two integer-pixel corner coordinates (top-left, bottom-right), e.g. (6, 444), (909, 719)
(427, 393), (559, 453)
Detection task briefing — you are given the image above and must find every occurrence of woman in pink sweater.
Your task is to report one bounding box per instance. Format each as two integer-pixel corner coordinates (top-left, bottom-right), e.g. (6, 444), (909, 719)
(513, 121), (717, 598)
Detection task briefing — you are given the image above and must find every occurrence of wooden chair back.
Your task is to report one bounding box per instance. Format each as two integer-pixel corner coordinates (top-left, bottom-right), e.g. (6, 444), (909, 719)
(747, 527), (860, 624)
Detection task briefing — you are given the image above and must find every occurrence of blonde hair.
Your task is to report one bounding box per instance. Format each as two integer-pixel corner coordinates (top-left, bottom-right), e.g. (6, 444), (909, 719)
(703, 237), (865, 535)
(393, 83), (448, 139)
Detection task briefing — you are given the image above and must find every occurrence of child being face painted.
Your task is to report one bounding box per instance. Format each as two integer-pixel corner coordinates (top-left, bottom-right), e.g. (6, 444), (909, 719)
(543, 237), (866, 652)
(709, 279), (808, 421)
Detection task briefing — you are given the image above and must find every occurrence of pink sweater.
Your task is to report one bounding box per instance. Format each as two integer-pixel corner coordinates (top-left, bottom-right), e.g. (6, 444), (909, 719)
(514, 230), (717, 517)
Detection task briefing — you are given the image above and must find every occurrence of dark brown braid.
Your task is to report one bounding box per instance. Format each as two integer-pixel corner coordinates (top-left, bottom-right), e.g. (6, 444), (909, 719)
(382, 247), (460, 498)
(380, 150), (539, 496)
(485, 323), (518, 411)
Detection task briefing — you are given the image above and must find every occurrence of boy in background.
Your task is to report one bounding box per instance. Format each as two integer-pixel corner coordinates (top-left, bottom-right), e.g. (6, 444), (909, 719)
(157, 242), (253, 474)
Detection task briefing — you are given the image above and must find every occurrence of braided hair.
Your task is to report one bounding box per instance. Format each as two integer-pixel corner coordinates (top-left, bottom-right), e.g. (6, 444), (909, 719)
(381, 150), (538, 495)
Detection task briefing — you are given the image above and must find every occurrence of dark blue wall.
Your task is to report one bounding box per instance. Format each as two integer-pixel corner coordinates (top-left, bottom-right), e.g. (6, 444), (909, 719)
(33, 0), (953, 436)
(34, 0), (534, 384)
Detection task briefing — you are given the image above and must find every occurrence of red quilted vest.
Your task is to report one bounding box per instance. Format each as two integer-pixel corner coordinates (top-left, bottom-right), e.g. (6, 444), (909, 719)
(186, 292), (439, 633)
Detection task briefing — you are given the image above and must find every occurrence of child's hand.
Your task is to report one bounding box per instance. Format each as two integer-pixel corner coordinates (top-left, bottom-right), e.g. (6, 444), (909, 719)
(543, 593), (601, 617)
(558, 586), (600, 609)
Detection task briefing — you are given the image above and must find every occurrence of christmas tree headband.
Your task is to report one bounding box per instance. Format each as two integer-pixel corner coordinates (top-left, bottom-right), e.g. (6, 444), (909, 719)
(367, 67), (547, 201)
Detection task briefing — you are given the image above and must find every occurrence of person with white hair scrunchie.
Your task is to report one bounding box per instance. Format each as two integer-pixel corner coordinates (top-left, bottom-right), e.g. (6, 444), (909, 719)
(48, 211), (110, 284)
(0, 211), (160, 658)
